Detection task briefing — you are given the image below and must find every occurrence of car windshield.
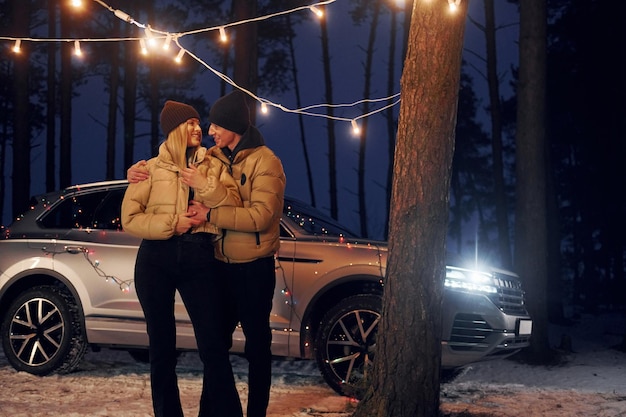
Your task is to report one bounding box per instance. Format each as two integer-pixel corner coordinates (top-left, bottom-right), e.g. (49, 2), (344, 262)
(283, 198), (358, 238)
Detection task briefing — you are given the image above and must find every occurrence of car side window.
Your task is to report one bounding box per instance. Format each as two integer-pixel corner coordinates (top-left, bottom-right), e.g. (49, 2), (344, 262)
(39, 189), (124, 231)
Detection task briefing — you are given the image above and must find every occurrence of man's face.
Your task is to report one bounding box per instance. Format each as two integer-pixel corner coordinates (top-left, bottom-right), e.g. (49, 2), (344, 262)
(208, 123), (240, 150)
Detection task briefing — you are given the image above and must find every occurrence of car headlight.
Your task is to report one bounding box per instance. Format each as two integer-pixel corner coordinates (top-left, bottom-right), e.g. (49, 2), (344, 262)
(444, 266), (498, 294)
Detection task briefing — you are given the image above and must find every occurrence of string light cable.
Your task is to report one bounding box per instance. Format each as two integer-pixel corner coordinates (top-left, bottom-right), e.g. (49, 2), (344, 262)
(2, 0), (463, 131)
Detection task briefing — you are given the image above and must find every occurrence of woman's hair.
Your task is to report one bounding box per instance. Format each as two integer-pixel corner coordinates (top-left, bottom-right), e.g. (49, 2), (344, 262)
(164, 122), (196, 171)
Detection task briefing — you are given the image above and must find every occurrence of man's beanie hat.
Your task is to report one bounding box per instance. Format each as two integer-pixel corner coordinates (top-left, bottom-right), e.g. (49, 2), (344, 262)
(160, 100), (200, 137)
(209, 90), (250, 135)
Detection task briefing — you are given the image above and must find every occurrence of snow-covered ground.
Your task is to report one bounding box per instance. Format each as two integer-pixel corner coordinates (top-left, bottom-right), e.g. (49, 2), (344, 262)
(0, 312), (625, 417)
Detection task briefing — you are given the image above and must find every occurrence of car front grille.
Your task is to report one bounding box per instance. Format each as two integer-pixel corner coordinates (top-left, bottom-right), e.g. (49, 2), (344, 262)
(448, 313), (491, 351)
(489, 273), (527, 315)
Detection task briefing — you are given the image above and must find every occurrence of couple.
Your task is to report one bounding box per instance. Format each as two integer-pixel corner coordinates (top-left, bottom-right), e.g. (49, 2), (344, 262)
(121, 90), (286, 417)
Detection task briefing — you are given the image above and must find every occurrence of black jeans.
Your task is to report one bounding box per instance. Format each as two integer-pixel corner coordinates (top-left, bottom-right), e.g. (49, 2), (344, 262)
(221, 256), (276, 417)
(135, 234), (242, 417)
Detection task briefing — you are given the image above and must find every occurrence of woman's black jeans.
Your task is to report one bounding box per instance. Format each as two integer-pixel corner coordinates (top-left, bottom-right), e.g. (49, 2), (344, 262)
(134, 234), (242, 417)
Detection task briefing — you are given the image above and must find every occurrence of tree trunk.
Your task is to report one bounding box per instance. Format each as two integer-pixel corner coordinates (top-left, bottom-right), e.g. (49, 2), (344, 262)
(514, 0), (552, 361)
(353, 1), (467, 416)
(286, 14), (316, 207)
(233, 0), (258, 122)
(11, 0), (31, 216)
(46, 0), (57, 192)
(106, 23), (120, 180)
(357, 1), (381, 239)
(319, 12), (338, 220)
(484, 0), (512, 269)
(384, 7), (399, 240)
(59, 7), (72, 189)
(123, 18), (138, 170)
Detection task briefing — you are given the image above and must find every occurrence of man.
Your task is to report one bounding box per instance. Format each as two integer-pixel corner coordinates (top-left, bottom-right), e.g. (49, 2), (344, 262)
(128, 90), (286, 417)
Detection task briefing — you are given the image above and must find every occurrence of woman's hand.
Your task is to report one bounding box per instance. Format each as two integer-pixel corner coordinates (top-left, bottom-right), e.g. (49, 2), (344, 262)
(181, 165), (206, 190)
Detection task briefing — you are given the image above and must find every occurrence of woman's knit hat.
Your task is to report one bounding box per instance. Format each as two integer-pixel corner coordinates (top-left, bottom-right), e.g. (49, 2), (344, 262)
(160, 100), (200, 137)
(209, 90), (250, 135)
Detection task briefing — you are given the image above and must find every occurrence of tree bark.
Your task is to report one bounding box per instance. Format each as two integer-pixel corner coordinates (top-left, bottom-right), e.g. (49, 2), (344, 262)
(514, 0), (552, 361)
(233, 0), (258, 122)
(11, 0), (31, 216)
(484, 0), (512, 269)
(319, 12), (338, 220)
(353, 1), (467, 416)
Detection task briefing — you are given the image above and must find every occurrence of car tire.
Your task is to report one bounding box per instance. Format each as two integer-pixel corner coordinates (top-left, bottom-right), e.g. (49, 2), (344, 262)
(1, 285), (88, 376)
(315, 294), (382, 398)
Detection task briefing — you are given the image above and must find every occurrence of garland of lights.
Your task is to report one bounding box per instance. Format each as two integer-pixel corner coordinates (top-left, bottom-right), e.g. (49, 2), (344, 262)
(2, 0), (463, 135)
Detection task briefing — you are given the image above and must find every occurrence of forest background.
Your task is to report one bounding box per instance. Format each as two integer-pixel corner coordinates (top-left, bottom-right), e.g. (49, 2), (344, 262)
(0, 0), (625, 322)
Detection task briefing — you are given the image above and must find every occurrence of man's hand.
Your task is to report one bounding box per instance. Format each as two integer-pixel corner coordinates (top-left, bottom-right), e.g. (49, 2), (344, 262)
(181, 165), (206, 190)
(175, 212), (203, 234)
(188, 200), (211, 223)
(127, 160), (149, 183)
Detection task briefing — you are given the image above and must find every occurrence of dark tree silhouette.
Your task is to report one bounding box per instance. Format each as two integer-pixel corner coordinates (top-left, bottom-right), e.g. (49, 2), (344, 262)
(514, 0), (552, 361)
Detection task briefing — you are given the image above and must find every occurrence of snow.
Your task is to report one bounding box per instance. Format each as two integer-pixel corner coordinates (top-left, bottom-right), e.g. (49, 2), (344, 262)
(1, 312), (625, 417)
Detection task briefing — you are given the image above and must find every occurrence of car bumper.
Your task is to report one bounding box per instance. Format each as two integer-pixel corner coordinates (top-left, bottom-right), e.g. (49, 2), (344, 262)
(441, 289), (532, 368)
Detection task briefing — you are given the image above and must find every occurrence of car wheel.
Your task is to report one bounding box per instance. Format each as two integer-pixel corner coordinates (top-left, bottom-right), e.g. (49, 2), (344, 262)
(315, 294), (381, 398)
(0, 285), (88, 376)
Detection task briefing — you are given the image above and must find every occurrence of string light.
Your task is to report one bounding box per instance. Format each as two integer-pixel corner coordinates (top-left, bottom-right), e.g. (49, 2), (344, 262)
(448, 0), (461, 12)
(74, 40), (82, 56)
(12, 39), (21, 53)
(144, 26), (156, 47)
(139, 38), (148, 55)
(71, 0), (83, 7)
(351, 119), (361, 135)
(174, 48), (185, 63)
(218, 27), (228, 43)
(162, 33), (172, 50)
(1, 0), (415, 133)
(309, 6), (324, 18)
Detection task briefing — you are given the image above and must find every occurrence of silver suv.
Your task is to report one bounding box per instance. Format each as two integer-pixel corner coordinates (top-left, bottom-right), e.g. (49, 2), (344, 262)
(0, 180), (532, 396)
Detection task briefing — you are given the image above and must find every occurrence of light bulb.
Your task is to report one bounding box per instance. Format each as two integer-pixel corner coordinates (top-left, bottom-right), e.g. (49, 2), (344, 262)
(351, 119), (361, 135)
(175, 48), (185, 63)
(448, 0), (461, 12)
(12, 39), (21, 53)
(261, 102), (268, 114)
(144, 26), (156, 47)
(309, 6), (323, 18)
(74, 40), (82, 56)
(163, 34), (172, 50)
(139, 38), (148, 55)
(219, 27), (228, 43)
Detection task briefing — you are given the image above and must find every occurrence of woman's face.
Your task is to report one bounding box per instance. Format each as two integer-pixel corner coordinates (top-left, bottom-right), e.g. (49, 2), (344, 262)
(186, 118), (202, 147)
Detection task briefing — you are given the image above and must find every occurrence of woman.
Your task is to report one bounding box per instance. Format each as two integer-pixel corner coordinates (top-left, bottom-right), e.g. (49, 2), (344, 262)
(122, 100), (243, 417)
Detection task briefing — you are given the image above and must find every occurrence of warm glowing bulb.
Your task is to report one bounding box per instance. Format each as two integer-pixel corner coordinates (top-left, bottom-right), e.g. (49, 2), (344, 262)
(163, 34), (172, 50)
(139, 38), (148, 55)
(310, 6), (323, 18)
(448, 0), (461, 12)
(219, 27), (228, 43)
(261, 102), (268, 114)
(71, 0), (82, 7)
(145, 26), (156, 47)
(175, 48), (185, 63)
(351, 119), (361, 135)
(74, 40), (82, 56)
(12, 39), (21, 53)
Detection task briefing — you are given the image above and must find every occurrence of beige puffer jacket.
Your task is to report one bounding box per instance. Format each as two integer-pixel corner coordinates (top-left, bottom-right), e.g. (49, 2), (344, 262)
(207, 127), (286, 263)
(121, 143), (241, 240)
